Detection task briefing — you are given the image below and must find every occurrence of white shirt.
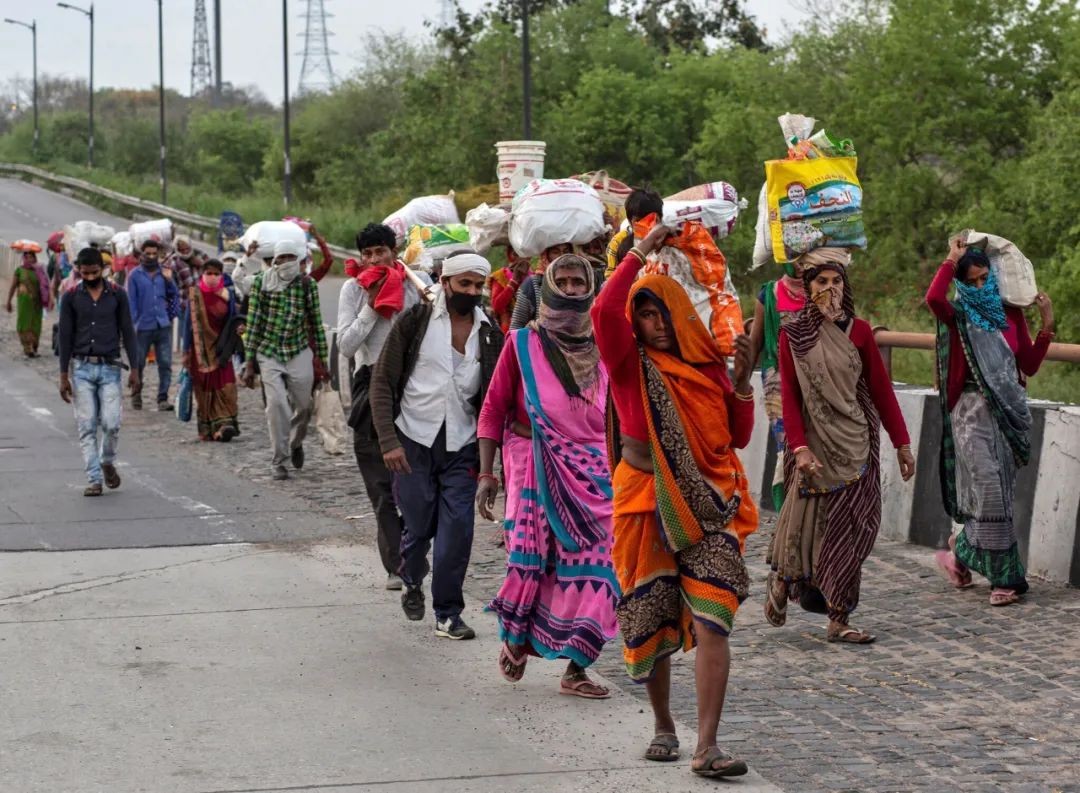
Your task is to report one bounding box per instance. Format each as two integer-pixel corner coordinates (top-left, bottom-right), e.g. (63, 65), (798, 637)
(395, 291), (489, 453)
(336, 273), (428, 368)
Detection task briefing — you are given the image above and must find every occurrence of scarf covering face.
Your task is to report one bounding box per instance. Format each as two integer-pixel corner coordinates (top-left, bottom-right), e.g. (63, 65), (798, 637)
(262, 258), (301, 293)
(954, 265), (1008, 332)
(358, 260), (407, 318)
(528, 254), (600, 399)
(801, 262), (855, 325)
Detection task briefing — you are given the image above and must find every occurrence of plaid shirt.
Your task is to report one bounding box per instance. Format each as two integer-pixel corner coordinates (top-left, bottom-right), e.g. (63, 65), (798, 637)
(244, 273), (328, 365)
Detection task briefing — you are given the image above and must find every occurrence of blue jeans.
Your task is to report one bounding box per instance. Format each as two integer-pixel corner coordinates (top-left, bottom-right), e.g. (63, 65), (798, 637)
(136, 325), (173, 402)
(72, 360), (123, 485)
(394, 425), (478, 621)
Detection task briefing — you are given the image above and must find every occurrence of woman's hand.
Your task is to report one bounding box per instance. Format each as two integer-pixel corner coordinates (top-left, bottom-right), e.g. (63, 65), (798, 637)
(897, 447), (916, 482)
(1034, 292), (1054, 333)
(476, 475), (499, 521)
(794, 448), (823, 479)
(947, 235), (967, 264)
(637, 223), (673, 257)
(732, 334), (753, 391)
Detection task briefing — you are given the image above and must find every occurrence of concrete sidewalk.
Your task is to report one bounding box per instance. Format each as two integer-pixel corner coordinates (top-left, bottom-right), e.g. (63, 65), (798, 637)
(0, 541), (781, 793)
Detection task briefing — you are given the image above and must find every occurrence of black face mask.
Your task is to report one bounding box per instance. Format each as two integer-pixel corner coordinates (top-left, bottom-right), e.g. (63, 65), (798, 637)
(82, 275), (102, 288)
(446, 287), (481, 316)
(142, 257), (159, 270)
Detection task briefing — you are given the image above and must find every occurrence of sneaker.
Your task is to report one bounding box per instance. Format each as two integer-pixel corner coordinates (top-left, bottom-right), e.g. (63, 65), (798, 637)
(401, 585), (425, 621)
(102, 464), (121, 490)
(131, 393), (143, 410)
(291, 444), (305, 470)
(83, 483), (103, 497)
(435, 616), (476, 641)
(272, 466), (290, 481)
(157, 400), (174, 412)
(385, 574), (403, 591)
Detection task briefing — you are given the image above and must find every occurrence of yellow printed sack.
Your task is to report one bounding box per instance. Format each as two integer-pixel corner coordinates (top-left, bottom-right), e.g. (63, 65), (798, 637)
(765, 157), (865, 263)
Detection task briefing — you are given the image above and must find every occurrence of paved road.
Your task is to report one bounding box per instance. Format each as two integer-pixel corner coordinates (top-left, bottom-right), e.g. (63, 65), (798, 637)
(0, 177), (346, 327)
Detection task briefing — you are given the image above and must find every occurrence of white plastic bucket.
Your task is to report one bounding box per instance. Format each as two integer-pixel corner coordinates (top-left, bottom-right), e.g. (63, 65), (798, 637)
(496, 140), (546, 203)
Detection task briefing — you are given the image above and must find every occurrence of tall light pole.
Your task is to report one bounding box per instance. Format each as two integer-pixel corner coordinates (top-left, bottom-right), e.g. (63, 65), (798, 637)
(157, 0), (166, 204)
(57, 2), (94, 168)
(521, 0), (531, 138)
(3, 18), (38, 157)
(213, 0), (222, 102)
(282, 0), (292, 207)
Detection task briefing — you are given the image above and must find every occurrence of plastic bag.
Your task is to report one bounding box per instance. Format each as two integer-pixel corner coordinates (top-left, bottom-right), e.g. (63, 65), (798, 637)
(313, 381), (347, 455)
(963, 229), (1038, 307)
(64, 220), (116, 259)
(765, 156), (865, 262)
(635, 215), (744, 355)
(177, 368), (193, 423)
(383, 193), (460, 248)
(663, 181), (746, 241)
(239, 221), (309, 259)
(129, 219), (173, 250)
(110, 231), (134, 257)
(751, 183), (773, 269)
(465, 203), (511, 253)
(402, 224), (472, 271)
(573, 170), (633, 226)
(509, 179), (606, 258)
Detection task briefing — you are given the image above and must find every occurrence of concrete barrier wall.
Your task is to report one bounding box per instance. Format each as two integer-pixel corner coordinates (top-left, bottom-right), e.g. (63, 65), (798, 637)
(742, 373), (1080, 586)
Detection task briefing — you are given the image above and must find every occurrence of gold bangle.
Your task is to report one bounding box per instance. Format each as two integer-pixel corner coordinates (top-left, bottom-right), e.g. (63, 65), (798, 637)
(734, 389), (754, 401)
(627, 247), (646, 265)
(791, 446), (809, 455)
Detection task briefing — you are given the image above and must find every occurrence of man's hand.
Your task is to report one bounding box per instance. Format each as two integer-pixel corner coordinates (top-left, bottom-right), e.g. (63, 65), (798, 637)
(365, 274), (387, 302)
(242, 363), (257, 389)
(246, 241), (259, 258)
(59, 373), (73, 404)
(732, 333), (753, 390)
(383, 447), (411, 475)
(947, 235), (967, 264)
(795, 448), (823, 479)
(128, 370), (142, 394)
(511, 257), (530, 283)
(162, 266), (173, 281)
(897, 447), (916, 482)
(313, 357), (331, 384)
(476, 476), (499, 521)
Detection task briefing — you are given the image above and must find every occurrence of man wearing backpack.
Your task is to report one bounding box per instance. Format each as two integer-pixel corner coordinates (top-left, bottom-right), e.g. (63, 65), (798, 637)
(242, 239), (330, 481)
(369, 251), (502, 640)
(57, 248), (141, 497)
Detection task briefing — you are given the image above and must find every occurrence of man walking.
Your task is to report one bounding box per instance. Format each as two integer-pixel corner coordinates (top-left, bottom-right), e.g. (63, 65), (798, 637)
(242, 239), (329, 481)
(337, 223), (430, 591)
(126, 239), (178, 411)
(57, 248), (141, 497)
(370, 251), (502, 640)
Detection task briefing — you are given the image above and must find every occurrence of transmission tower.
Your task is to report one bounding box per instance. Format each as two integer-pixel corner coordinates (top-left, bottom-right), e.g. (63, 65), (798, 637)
(297, 0), (336, 94)
(191, 0), (213, 96)
(439, 0), (455, 28)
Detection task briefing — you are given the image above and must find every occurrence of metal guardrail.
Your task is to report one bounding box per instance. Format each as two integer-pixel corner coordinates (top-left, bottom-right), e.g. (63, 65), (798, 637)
(872, 327), (1080, 378)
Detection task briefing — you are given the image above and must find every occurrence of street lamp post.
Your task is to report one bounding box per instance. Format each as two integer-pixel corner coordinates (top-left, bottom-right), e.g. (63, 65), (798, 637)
(57, 2), (94, 168)
(3, 18), (38, 157)
(282, 0), (292, 207)
(521, 0), (531, 139)
(157, 0), (167, 204)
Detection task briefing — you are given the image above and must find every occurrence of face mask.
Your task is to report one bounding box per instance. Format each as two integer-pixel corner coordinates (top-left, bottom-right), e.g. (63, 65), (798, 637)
(82, 275), (102, 287)
(142, 256), (159, 270)
(446, 287), (481, 316)
(274, 259), (301, 280)
(812, 284), (844, 320)
(202, 274), (222, 290)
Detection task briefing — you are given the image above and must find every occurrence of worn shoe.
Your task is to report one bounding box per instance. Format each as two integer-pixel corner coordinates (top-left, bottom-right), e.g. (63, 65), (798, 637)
(157, 400), (174, 412)
(385, 574), (403, 591)
(435, 616), (476, 641)
(102, 464), (121, 490)
(401, 585), (425, 621)
(290, 444), (304, 470)
(272, 466), (290, 481)
(131, 393), (143, 410)
(83, 483), (103, 497)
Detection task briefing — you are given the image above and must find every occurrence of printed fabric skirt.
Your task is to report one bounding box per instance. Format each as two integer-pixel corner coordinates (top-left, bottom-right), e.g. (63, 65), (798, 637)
(950, 391), (1028, 593)
(194, 366), (239, 441)
(611, 461), (751, 683)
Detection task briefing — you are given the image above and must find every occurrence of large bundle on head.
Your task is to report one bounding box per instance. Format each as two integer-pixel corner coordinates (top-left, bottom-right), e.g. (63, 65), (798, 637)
(508, 178), (606, 258)
(465, 203), (510, 253)
(573, 170), (633, 226)
(129, 218), (174, 250)
(110, 231), (134, 257)
(383, 193), (460, 248)
(402, 223), (472, 272)
(64, 220), (116, 260)
(664, 181), (746, 241)
(239, 220), (309, 259)
(753, 113), (864, 268)
(961, 229), (1038, 307)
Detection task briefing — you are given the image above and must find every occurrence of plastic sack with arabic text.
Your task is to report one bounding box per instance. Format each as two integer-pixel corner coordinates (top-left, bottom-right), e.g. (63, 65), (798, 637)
(765, 156), (864, 263)
(383, 194), (460, 248)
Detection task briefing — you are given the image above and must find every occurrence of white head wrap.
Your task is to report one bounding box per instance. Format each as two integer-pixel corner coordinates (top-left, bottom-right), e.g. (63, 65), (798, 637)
(262, 240), (304, 292)
(440, 252), (491, 280)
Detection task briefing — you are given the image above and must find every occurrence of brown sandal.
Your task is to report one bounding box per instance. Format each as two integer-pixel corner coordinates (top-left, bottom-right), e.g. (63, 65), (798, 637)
(764, 571), (788, 627)
(692, 746), (748, 777)
(827, 626), (876, 644)
(644, 733), (680, 762)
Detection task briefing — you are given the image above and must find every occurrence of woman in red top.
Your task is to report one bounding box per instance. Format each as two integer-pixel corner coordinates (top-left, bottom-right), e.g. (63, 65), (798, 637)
(765, 252), (915, 643)
(927, 237), (1054, 607)
(593, 223), (758, 780)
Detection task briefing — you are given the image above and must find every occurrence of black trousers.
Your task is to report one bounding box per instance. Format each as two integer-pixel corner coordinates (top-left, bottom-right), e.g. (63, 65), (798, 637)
(353, 432), (403, 576)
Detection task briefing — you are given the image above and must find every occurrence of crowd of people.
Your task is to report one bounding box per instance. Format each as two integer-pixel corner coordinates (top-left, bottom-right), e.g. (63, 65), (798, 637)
(8, 185), (1056, 780)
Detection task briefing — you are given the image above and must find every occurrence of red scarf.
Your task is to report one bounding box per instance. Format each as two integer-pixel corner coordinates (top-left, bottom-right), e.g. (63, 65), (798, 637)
(357, 260), (407, 318)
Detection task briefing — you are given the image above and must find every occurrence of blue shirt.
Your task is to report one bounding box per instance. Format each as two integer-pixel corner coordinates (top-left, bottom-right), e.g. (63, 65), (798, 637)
(126, 264), (177, 331)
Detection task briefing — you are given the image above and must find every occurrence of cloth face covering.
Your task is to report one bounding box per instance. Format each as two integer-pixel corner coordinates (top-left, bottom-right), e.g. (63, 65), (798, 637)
(529, 254), (599, 399)
(357, 261), (407, 318)
(954, 266), (1008, 332)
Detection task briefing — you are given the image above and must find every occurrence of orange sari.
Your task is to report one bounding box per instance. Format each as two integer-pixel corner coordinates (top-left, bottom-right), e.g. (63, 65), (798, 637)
(611, 274), (757, 682)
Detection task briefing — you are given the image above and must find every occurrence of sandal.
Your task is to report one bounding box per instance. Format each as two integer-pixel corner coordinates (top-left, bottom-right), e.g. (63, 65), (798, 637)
(83, 483), (103, 497)
(990, 588), (1019, 607)
(644, 733), (680, 762)
(935, 550), (973, 589)
(692, 746), (748, 778)
(827, 626), (876, 644)
(764, 571), (788, 627)
(498, 643), (528, 682)
(560, 671), (610, 699)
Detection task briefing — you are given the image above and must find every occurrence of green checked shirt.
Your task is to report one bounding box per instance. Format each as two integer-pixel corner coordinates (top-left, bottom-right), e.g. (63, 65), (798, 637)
(244, 273), (329, 366)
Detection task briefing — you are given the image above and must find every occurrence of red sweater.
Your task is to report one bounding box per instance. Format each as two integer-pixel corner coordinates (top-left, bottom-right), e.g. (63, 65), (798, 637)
(592, 251), (754, 447)
(779, 318), (911, 451)
(925, 259), (1051, 410)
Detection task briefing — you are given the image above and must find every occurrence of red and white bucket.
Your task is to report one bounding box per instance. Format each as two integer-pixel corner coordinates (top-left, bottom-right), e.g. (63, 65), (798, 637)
(496, 140), (546, 203)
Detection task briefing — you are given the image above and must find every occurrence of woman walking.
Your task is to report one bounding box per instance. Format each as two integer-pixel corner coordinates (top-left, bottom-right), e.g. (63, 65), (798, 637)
(765, 250), (915, 643)
(927, 238), (1053, 606)
(6, 250), (52, 357)
(183, 259), (241, 442)
(477, 254), (619, 699)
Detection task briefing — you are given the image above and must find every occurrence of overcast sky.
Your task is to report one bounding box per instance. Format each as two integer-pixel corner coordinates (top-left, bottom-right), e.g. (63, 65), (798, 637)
(1, 0), (810, 104)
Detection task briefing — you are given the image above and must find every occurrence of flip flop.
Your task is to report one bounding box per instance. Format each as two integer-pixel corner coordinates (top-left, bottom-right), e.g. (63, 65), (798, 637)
(498, 643), (528, 682)
(935, 550), (974, 589)
(827, 627), (876, 644)
(644, 733), (680, 762)
(560, 672), (610, 700)
(990, 588), (1019, 607)
(764, 571), (788, 627)
(691, 746), (748, 778)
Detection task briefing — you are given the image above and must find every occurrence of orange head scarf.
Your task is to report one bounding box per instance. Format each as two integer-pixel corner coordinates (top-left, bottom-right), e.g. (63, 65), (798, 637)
(626, 273), (727, 370)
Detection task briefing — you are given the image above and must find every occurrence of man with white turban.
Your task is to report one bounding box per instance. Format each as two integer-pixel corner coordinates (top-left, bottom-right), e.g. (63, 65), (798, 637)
(370, 250), (503, 640)
(242, 239), (329, 480)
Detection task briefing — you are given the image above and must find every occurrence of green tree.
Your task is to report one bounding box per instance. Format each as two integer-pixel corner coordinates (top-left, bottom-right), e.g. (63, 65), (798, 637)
(187, 109), (273, 194)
